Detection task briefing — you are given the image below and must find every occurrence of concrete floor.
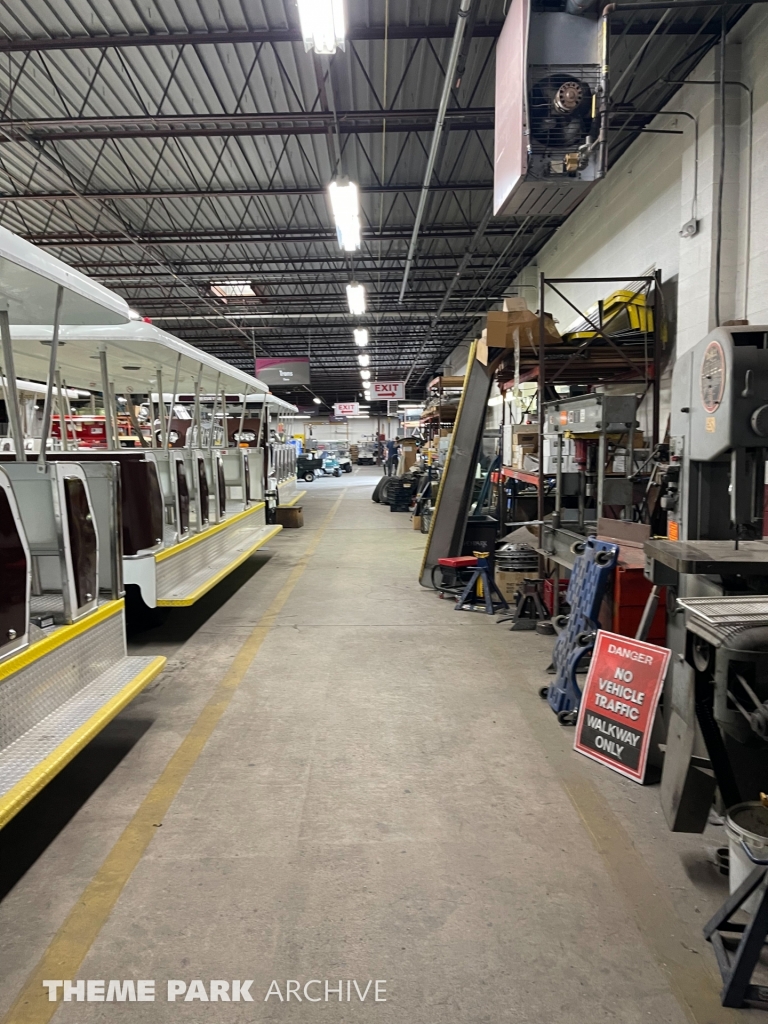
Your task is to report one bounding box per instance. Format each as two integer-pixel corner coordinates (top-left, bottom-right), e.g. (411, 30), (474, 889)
(0, 468), (760, 1023)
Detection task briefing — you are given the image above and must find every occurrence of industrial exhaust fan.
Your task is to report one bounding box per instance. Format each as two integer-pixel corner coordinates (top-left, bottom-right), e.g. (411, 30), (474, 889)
(494, 0), (605, 217)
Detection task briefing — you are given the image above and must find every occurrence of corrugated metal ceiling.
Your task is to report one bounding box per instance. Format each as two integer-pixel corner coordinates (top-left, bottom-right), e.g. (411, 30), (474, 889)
(0, 0), (746, 405)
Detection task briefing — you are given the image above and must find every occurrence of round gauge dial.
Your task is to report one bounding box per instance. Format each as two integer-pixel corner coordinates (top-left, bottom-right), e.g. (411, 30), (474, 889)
(700, 340), (726, 413)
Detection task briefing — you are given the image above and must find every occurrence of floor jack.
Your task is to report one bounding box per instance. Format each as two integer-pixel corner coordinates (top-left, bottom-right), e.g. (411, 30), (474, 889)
(453, 550), (510, 616)
(497, 578), (550, 631)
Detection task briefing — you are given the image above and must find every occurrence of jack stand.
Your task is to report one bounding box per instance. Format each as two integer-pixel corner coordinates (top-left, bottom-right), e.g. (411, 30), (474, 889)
(455, 550), (510, 616)
(497, 578), (550, 631)
(704, 849), (768, 1009)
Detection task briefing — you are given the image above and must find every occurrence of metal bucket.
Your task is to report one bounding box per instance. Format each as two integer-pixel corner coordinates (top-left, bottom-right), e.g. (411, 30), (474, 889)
(725, 802), (768, 914)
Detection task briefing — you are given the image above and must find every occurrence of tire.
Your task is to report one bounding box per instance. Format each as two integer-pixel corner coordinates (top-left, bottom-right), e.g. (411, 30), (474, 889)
(304, 472), (314, 483)
(344, 465), (352, 473)
(333, 468), (341, 477)
(372, 478), (387, 503)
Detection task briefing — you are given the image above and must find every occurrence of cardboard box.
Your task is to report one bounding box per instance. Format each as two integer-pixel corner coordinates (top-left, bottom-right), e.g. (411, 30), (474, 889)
(486, 309), (561, 350)
(495, 568), (526, 603)
(412, 515), (422, 531)
(400, 444), (418, 471)
(276, 505), (304, 528)
(511, 444), (536, 470)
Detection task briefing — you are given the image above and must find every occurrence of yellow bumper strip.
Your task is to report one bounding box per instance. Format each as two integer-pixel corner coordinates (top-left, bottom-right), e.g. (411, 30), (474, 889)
(280, 489), (306, 507)
(0, 655), (166, 830)
(155, 502), (266, 563)
(156, 524), (283, 606)
(0, 600), (125, 685)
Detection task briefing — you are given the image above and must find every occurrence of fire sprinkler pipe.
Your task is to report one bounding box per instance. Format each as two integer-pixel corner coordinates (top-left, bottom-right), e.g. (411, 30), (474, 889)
(398, 0), (473, 304)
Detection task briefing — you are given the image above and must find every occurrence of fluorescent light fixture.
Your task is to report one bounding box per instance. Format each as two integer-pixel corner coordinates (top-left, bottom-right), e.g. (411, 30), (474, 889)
(354, 328), (369, 347)
(293, 415), (311, 419)
(128, 308), (141, 320)
(313, 396), (322, 404)
(488, 395), (504, 407)
(211, 281), (255, 300)
(357, 353), (370, 367)
(360, 369), (371, 380)
(346, 282), (366, 315)
(298, 0), (346, 54)
(328, 179), (361, 252)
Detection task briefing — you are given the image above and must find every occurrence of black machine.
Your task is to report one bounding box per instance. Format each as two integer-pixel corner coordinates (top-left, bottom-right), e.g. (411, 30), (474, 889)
(644, 326), (768, 833)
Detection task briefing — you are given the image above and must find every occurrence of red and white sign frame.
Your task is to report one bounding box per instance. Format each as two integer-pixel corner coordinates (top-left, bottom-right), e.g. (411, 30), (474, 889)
(370, 381), (405, 401)
(574, 629), (670, 783)
(333, 402), (360, 416)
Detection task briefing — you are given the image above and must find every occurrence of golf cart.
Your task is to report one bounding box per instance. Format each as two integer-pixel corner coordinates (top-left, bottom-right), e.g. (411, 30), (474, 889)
(321, 452), (342, 477)
(336, 448), (353, 473)
(322, 441), (352, 473)
(297, 452), (323, 482)
(357, 442), (376, 465)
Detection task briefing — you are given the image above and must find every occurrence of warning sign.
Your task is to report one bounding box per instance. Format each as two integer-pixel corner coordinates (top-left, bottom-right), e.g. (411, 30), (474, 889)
(574, 630), (670, 783)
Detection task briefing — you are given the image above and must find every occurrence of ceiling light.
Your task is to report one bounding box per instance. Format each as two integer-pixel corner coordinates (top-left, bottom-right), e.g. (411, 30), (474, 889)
(354, 328), (369, 347)
(357, 353), (370, 367)
(298, 0), (346, 55)
(328, 179), (361, 252)
(313, 396), (322, 404)
(360, 369), (371, 380)
(346, 282), (366, 315)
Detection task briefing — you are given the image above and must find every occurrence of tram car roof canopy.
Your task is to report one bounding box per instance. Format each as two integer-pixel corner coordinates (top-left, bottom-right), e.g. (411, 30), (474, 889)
(0, 225), (131, 325)
(9, 319), (270, 399)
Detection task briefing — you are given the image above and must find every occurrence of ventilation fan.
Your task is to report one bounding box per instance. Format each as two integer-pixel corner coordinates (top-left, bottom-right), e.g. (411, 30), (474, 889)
(494, 0), (605, 217)
(529, 73), (594, 149)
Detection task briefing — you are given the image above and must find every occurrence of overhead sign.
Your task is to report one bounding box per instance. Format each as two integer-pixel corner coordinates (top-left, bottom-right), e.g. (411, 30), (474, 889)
(255, 357), (310, 387)
(371, 381), (405, 401)
(574, 630), (670, 783)
(334, 402), (359, 416)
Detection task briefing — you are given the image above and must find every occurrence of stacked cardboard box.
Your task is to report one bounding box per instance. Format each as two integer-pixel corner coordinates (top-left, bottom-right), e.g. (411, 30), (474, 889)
(507, 427), (539, 470)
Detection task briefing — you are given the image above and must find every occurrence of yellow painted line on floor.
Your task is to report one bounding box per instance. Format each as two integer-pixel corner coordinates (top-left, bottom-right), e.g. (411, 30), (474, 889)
(2, 490), (345, 1024)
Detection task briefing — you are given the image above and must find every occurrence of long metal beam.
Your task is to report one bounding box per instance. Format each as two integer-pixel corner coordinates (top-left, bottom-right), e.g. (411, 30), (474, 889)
(0, 19), (721, 54)
(0, 182), (493, 204)
(72, 254), (511, 271)
(0, 24), (505, 54)
(86, 268), (502, 282)
(29, 224), (547, 247)
(0, 108), (494, 144)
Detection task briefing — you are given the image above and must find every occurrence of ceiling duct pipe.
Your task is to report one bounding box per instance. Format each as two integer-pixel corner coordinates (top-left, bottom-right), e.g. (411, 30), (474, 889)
(398, 0), (474, 304)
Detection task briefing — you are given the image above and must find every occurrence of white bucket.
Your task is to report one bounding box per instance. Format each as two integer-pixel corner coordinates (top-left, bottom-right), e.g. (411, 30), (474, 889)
(725, 802), (768, 915)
